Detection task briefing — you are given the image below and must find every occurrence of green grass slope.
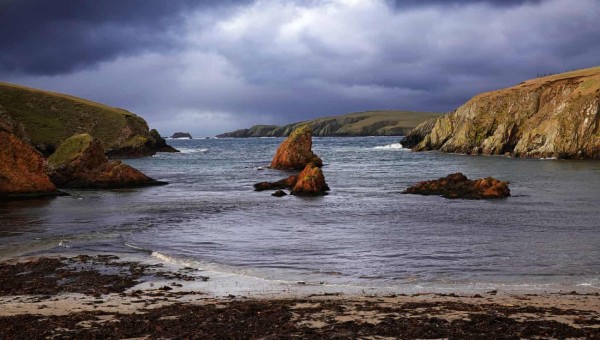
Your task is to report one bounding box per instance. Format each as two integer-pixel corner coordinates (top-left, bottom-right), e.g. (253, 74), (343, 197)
(217, 110), (442, 137)
(0, 82), (169, 157)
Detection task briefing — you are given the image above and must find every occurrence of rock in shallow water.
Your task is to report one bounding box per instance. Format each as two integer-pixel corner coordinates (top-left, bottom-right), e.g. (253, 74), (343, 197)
(291, 163), (330, 196)
(403, 172), (510, 199)
(270, 125), (323, 170)
(271, 190), (288, 197)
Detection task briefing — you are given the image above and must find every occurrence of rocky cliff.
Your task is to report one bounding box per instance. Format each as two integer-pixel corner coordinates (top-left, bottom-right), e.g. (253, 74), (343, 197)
(0, 109), (59, 199)
(46, 134), (166, 189)
(0, 82), (177, 157)
(217, 110), (441, 138)
(401, 67), (600, 159)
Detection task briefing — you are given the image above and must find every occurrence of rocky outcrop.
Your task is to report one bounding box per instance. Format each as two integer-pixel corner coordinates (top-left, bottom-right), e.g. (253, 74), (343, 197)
(0, 82), (178, 158)
(291, 163), (330, 196)
(46, 133), (167, 189)
(403, 173), (510, 199)
(270, 125), (323, 170)
(401, 67), (600, 159)
(170, 132), (193, 139)
(253, 175), (298, 191)
(217, 110), (441, 138)
(0, 109), (59, 199)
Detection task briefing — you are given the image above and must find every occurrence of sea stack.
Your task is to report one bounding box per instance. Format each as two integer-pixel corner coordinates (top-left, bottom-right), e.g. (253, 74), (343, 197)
(270, 125), (323, 170)
(291, 163), (330, 196)
(46, 133), (167, 189)
(403, 173), (510, 199)
(255, 125), (329, 196)
(401, 66), (600, 159)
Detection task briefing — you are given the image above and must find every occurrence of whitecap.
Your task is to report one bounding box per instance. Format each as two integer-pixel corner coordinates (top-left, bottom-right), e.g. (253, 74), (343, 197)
(178, 148), (208, 154)
(372, 143), (405, 150)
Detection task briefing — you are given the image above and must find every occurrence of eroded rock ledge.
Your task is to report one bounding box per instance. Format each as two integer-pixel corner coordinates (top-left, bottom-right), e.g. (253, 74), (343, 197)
(403, 173), (510, 199)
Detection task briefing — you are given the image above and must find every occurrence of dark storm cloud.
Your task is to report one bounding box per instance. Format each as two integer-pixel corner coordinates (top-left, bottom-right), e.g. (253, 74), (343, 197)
(2, 0), (599, 137)
(0, 0), (249, 75)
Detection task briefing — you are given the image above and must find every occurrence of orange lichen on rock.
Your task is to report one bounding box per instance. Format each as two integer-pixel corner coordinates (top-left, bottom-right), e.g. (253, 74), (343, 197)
(403, 172), (510, 199)
(270, 125), (323, 170)
(0, 130), (58, 198)
(47, 133), (166, 189)
(291, 163), (330, 196)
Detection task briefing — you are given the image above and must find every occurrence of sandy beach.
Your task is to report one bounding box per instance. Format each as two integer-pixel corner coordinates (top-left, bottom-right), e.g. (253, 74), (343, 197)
(0, 254), (599, 339)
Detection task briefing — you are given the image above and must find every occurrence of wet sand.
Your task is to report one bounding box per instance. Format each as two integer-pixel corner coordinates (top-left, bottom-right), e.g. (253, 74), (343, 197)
(0, 255), (599, 338)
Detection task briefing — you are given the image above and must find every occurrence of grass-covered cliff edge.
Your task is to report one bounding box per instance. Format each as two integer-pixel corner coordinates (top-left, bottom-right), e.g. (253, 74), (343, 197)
(0, 82), (176, 157)
(217, 110), (442, 138)
(401, 67), (600, 159)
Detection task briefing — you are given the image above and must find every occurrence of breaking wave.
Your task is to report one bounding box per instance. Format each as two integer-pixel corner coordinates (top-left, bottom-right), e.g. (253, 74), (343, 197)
(373, 143), (405, 150)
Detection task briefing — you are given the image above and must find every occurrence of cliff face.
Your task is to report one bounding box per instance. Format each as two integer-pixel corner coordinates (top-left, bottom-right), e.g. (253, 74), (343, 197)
(217, 111), (441, 138)
(0, 108), (58, 199)
(47, 133), (166, 189)
(0, 82), (177, 157)
(402, 67), (600, 159)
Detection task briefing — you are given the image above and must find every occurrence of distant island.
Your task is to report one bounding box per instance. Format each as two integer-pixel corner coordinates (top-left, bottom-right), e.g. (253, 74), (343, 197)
(216, 110), (442, 138)
(401, 66), (600, 159)
(170, 132), (193, 139)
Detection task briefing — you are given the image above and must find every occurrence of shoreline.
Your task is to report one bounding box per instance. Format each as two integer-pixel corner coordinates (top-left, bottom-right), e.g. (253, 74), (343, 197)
(1, 254), (599, 338)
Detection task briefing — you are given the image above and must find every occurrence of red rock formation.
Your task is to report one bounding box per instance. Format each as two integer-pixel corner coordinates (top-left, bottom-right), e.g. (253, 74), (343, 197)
(403, 173), (510, 199)
(270, 125), (323, 170)
(0, 114), (58, 199)
(291, 163), (330, 196)
(47, 133), (166, 189)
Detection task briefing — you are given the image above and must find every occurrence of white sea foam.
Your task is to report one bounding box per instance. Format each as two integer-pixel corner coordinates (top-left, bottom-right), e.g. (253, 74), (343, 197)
(178, 148), (208, 154)
(373, 143), (405, 150)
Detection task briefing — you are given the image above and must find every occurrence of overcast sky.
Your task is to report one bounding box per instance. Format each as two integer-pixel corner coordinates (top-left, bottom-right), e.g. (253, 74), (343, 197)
(1, 0), (598, 137)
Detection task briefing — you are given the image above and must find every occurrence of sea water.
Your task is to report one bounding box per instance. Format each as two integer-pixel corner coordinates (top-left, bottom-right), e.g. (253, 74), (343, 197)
(1, 137), (599, 292)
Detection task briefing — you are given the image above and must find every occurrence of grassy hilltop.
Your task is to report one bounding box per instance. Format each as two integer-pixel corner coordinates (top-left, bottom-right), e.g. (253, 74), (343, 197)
(217, 110), (442, 138)
(0, 82), (171, 157)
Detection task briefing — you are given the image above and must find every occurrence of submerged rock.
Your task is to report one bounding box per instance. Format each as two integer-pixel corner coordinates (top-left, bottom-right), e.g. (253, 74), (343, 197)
(291, 163), (330, 196)
(401, 67), (600, 159)
(271, 190), (288, 197)
(47, 133), (167, 189)
(403, 173), (510, 199)
(270, 125), (323, 170)
(254, 175), (298, 191)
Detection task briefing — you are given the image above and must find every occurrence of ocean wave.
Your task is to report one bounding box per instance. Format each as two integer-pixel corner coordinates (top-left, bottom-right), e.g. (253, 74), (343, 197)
(178, 148), (208, 154)
(372, 143), (405, 150)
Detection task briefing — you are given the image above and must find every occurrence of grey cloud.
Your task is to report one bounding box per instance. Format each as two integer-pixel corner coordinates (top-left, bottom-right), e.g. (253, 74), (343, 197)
(0, 0), (250, 75)
(2, 0), (599, 137)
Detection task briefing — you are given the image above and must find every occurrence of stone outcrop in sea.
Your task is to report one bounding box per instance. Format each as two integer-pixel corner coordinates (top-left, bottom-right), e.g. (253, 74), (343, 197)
(403, 173), (510, 199)
(270, 125), (323, 170)
(0, 108), (59, 199)
(46, 133), (167, 189)
(255, 125), (329, 196)
(401, 67), (600, 159)
(290, 163), (330, 196)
